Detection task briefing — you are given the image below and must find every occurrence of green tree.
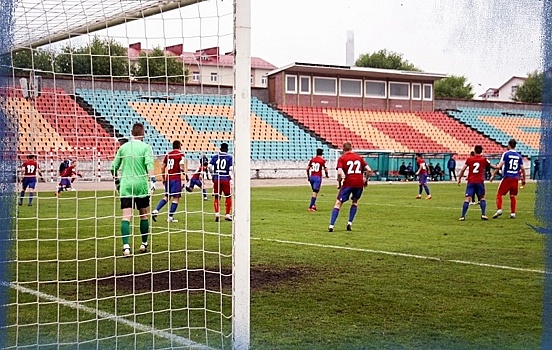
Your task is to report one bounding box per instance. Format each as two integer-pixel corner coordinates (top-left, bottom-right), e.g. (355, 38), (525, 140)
(134, 47), (187, 83)
(513, 71), (543, 103)
(355, 49), (420, 71)
(11, 48), (55, 75)
(434, 75), (474, 99)
(55, 37), (130, 77)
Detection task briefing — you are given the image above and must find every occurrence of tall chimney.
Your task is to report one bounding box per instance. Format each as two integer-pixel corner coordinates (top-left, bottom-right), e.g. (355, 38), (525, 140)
(346, 30), (354, 67)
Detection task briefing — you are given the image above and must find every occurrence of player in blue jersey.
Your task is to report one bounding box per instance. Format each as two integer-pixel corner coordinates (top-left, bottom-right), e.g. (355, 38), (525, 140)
(209, 142), (233, 222)
(489, 139), (526, 219)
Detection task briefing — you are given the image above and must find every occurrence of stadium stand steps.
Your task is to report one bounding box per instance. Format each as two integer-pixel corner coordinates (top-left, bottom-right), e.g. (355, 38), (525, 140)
(74, 94), (124, 141)
(275, 107), (337, 150)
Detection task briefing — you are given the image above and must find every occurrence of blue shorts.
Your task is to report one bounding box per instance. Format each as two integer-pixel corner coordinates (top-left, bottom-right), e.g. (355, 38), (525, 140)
(465, 183), (485, 198)
(22, 178), (37, 190)
(59, 178), (71, 188)
(165, 179), (182, 197)
(189, 178), (203, 190)
(337, 186), (363, 202)
(309, 176), (322, 192)
(418, 173), (428, 185)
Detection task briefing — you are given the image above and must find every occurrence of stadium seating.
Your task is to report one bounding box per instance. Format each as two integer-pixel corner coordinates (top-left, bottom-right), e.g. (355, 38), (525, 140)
(1, 87), (118, 159)
(281, 106), (508, 157)
(446, 107), (540, 157)
(76, 89), (332, 160)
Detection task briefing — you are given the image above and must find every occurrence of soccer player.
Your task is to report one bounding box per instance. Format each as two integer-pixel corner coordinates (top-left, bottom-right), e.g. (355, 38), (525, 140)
(186, 159), (209, 200)
(111, 123), (156, 257)
(209, 142), (233, 222)
(489, 138), (526, 219)
(56, 160), (82, 196)
(19, 154), (44, 206)
(457, 145), (497, 221)
(306, 148), (329, 211)
(415, 153), (431, 199)
(152, 140), (186, 223)
(328, 142), (371, 232)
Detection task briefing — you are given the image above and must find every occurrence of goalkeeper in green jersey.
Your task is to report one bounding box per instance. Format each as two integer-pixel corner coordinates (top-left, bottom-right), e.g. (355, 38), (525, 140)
(111, 123), (156, 257)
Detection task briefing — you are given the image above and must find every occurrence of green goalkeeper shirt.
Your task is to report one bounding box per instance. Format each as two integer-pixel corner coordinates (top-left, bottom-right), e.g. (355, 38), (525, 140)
(111, 139), (155, 198)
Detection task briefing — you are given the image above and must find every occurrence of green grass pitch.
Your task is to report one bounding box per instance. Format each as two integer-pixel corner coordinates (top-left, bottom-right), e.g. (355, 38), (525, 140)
(11, 181), (543, 349)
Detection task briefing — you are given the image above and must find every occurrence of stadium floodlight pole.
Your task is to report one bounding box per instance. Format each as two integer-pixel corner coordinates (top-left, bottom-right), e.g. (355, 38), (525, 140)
(232, 0), (251, 348)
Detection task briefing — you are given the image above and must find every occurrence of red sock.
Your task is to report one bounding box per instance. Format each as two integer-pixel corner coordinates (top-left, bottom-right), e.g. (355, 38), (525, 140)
(225, 197), (232, 215)
(510, 196), (517, 214)
(214, 198), (220, 213)
(496, 195), (503, 210)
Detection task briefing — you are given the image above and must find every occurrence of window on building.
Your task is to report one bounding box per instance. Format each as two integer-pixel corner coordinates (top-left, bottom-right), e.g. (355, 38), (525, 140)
(365, 81), (386, 98)
(313, 77), (337, 95)
(192, 71), (200, 82)
(261, 75), (267, 86)
(412, 83), (421, 100)
(300, 76), (311, 94)
(251, 75), (254, 85)
(511, 85), (519, 94)
(286, 75), (297, 93)
(210, 72), (218, 82)
(423, 84), (433, 100)
(389, 82), (409, 99)
(340, 79), (362, 97)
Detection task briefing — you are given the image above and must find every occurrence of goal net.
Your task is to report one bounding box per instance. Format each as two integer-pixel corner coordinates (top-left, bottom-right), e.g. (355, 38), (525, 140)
(1, 0), (250, 349)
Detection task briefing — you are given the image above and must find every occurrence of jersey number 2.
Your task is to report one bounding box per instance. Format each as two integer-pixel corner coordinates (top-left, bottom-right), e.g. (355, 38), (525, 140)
(346, 160), (362, 174)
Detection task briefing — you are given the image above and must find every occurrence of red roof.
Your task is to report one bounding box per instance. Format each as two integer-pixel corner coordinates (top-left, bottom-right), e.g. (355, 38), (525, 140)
(128, 43), (275, 70)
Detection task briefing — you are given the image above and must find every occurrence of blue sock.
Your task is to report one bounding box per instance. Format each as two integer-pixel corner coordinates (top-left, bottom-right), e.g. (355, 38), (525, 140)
(29, 192), (34, 204)
(156, 198), (167, 211)
(309, 197), (316, 208)
(19, 191), (24, 201)
(169, 202), (178, 217)
(348, 205), (358, 223)
(330, 208), (340, 225)
(461, 201), (469, 217)
(424, 185), (431, 195)
(418, 186), (423, 195)
(202, 189), (207, 197)
(480, 199), (487, 215)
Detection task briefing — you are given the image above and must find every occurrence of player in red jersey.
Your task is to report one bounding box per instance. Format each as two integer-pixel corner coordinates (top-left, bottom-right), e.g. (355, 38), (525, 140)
(19, 154), (44, 206)
(415, 153), (432, 199)
(457, 145), (498, 221)
(306, 148), (329, 211)
(328, 142), (371, 232)
(186, 160), (209, 200)
(56, 160), (82, 196)
(153, 140), (186, 223)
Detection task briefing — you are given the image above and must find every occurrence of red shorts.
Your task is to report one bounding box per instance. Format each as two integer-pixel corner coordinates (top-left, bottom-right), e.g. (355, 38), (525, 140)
(497, 177), (519, 197)
(213, 179), (231, 196)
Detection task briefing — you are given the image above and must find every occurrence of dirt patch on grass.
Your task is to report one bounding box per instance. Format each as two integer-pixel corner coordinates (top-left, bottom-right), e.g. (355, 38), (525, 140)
(91, 265), (313, 294)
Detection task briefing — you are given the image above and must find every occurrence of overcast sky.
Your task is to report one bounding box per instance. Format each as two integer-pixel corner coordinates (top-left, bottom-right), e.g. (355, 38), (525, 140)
(16, 0), (542, 96)
(249, 0), (543, 95)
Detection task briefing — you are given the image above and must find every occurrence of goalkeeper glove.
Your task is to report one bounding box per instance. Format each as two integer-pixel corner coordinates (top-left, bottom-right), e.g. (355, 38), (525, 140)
(114, 178), (120, 192)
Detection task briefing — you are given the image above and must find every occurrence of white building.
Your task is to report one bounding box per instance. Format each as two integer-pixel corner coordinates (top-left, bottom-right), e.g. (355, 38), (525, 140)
(479, 76), (527, 102)
(128, 43), (276, 89)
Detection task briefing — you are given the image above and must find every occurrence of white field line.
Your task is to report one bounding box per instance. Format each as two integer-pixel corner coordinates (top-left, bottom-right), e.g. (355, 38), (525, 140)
(252, 237), (547, 274)
(7, 282), (215, 350)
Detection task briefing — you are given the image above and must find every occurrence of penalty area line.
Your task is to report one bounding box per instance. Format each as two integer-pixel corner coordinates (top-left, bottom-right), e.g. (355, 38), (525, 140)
(6, 282), (215, 350)
(253, 237), (546, 274)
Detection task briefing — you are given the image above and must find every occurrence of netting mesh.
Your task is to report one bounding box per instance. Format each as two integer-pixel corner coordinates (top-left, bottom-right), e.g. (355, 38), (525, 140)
(3, 0), (240, 348)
